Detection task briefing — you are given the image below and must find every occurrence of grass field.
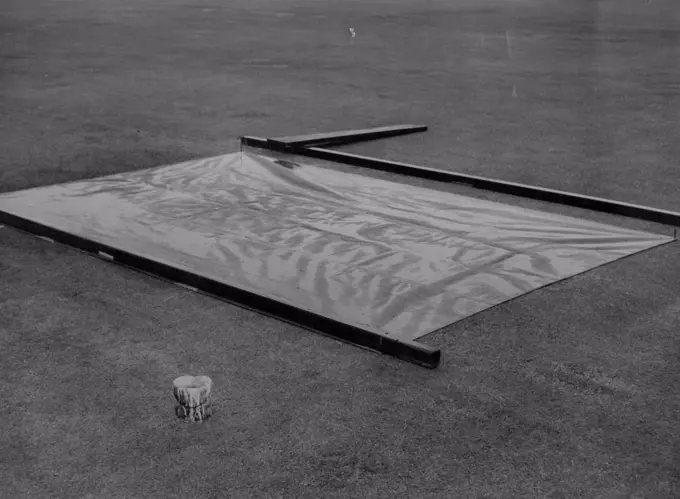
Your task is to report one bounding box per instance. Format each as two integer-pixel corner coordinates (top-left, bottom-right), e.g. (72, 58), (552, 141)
(1, 0), (679, 497)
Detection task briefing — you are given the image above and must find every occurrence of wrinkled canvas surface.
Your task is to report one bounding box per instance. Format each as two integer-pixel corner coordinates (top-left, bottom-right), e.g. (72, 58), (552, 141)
(0, 152), (672, 340)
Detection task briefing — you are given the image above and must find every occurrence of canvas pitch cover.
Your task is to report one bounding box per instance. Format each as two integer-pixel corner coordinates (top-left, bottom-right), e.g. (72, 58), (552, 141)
(0, 148), (673, 367)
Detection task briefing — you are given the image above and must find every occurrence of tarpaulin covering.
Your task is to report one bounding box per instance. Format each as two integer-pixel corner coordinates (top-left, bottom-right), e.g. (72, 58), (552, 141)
(0, 152), (672, 341)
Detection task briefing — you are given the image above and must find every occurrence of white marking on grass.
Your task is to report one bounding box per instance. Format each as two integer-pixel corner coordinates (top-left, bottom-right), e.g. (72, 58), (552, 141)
(37, 235), (54, 243)
(175, 282), (199, 292)
(98, 251), (114, 261)
(505, 30), (512, 59)
(246, 60), (289, 68)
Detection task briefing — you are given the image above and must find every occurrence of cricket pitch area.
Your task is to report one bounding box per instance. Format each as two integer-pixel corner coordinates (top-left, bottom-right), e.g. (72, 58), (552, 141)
(0, 126), (676, 367)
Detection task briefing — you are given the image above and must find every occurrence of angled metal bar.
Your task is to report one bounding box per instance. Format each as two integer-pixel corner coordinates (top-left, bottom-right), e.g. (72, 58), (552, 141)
(267, 124), (428, 149)
(0, 209), (441, 369)
(240, 135), (680, 228)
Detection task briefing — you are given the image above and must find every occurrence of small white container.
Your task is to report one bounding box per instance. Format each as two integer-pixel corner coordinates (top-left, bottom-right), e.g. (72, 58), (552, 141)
(173, 375), (212, 422)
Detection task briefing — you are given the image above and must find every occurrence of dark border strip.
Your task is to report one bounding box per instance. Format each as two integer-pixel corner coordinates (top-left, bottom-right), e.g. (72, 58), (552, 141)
(241, 135), (680, 228)
(0, 209), (440, 369)
(268, 124), (428, 149)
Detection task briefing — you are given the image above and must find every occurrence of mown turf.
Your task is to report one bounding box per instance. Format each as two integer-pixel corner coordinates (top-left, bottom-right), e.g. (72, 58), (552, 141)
(1, 0), (679, 497)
